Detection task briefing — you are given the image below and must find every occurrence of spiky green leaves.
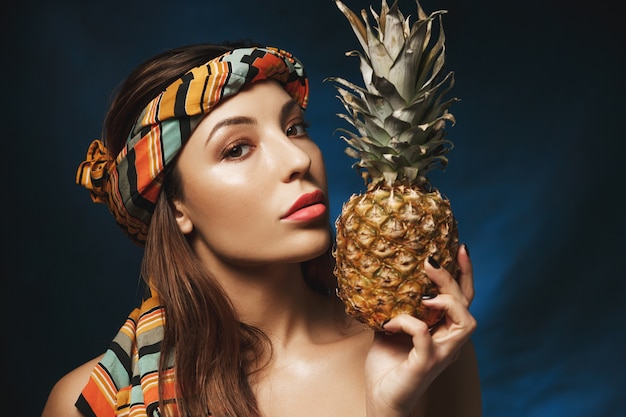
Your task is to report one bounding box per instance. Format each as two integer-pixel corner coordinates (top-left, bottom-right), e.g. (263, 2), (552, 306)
(328, 0), (459, 187)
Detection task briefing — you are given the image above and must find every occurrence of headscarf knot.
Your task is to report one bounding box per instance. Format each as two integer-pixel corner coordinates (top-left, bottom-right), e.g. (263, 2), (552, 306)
(76, 139), (113, 204)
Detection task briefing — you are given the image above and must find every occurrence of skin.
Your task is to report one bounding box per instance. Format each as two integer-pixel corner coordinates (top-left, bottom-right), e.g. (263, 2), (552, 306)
(42, 81), (480, 417)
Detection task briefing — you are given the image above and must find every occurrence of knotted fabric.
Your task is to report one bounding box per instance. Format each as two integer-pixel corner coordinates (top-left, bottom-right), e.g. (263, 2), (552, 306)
(76, 46), (309, 244)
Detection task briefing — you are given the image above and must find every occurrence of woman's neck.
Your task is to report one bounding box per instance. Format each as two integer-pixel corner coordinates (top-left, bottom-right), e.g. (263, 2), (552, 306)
(202, 256), (337, 345)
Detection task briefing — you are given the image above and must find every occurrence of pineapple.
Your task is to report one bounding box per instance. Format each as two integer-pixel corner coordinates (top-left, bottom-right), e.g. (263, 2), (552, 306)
(329, 0), (460, 330)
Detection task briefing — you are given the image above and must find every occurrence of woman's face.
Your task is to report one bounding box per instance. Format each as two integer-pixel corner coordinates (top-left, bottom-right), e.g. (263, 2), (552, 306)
(172, 80), (331, 267)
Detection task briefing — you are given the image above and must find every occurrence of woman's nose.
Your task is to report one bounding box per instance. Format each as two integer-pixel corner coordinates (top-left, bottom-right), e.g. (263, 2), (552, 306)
(272, 135), (312, 183)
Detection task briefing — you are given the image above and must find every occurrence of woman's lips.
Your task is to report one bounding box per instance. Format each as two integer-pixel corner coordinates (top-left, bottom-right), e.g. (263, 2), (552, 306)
(282, 190), (327, 221)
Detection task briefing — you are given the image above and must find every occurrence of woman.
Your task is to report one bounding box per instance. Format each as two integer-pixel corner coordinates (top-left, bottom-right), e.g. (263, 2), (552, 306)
(42, 42), (480, 417)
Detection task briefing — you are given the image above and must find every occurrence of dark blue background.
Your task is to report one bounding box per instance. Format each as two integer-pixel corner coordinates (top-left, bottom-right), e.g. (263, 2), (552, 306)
(3, 0), (625, 416)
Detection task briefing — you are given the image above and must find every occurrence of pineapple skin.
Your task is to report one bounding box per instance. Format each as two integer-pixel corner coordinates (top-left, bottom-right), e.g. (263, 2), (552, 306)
(334, 183), (459, 330)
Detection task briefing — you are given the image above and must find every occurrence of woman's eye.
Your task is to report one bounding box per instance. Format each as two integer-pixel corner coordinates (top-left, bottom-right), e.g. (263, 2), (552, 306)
(286, 121), (309, 137)
(223, 143), (252, 160)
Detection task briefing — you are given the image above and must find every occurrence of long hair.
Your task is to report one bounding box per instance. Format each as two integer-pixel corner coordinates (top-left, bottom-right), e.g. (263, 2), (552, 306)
(146, 188), (267, 417)
(102, 42), (335, 417)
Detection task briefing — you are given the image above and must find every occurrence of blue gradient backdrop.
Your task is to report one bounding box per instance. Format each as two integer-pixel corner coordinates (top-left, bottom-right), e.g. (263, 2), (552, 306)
(3, 0), (624, 416)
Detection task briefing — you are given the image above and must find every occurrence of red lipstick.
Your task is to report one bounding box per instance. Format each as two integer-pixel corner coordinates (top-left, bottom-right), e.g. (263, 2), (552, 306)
(282, 190), (327, 221)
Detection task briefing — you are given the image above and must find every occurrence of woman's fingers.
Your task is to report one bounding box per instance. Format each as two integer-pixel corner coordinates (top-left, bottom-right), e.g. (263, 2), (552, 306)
(425, 244), (474, 307)
(423, 247), (477, 351)
(456, 244), (475, 304)
(383, 313), (432, 344)
(425, 257), (467, 308)
(381, 308), (475, 380)
(422, 294), (477, 343)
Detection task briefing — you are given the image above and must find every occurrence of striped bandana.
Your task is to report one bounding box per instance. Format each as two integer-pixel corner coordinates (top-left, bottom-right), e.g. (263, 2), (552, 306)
(76, 46), (309, 245)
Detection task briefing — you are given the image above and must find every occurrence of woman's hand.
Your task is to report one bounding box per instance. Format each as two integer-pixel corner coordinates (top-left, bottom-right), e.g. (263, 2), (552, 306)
(364, 244), (476, 417)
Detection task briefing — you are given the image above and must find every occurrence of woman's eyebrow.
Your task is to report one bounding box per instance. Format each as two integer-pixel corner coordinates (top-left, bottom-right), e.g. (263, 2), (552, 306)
(280, 99), (302, 125)
(205, 116), (256, 146)
(204, 99), (301, 146)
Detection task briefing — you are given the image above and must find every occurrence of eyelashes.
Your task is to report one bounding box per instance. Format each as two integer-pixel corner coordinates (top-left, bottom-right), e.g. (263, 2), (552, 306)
(286, 121), (310, 137)
(222, 140), (253, 160)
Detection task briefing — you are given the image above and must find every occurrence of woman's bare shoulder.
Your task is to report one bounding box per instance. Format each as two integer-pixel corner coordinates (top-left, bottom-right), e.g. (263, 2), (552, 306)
(41, 355), (103, 417)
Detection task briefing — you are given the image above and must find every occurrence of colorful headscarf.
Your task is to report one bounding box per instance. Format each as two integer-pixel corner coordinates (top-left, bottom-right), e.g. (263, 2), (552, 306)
(76, 46), (309, 244)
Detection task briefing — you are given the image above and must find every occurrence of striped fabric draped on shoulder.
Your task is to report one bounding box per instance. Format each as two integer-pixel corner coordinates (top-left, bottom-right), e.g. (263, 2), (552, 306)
(76, 293), (177, 417)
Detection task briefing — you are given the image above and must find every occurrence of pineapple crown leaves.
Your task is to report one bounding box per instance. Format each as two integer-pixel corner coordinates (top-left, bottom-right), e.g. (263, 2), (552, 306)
(326, 0), (459, 187)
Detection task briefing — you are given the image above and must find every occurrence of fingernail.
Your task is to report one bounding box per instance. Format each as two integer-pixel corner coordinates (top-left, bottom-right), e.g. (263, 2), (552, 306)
(421, 293), (438, 300)
(463, 243), (471, 258)
(428, 256), (441, 269)
(381, 319), (395, 335)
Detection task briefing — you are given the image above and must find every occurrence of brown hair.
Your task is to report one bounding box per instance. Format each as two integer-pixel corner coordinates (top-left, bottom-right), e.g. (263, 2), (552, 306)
(102, 42), (335, 417)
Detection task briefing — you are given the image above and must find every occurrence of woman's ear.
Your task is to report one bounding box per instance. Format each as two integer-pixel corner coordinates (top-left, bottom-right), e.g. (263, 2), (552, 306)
(172, 199), (193, 234)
